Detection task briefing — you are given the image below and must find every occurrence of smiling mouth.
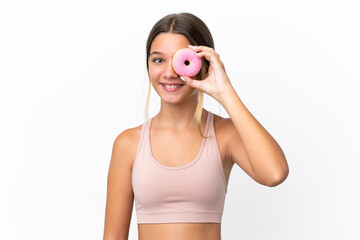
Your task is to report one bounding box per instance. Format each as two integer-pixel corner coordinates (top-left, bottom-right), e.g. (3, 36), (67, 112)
(160, 83), (185, 88)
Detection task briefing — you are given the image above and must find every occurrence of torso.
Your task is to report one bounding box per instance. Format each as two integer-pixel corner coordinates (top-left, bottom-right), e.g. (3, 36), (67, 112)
(129, 110), (234, 240)
(138, 223), (222, 240)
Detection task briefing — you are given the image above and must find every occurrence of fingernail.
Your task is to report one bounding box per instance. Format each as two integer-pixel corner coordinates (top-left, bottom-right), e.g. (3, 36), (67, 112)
(180, 76), (185, 81)
(188, 45), (195, 48)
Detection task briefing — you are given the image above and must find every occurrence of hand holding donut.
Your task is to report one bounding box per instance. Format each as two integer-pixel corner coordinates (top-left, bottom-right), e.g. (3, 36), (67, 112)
(176, 45), (234, 104)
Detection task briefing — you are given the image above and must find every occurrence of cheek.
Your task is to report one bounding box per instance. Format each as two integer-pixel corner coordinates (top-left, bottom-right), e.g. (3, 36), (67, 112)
(148, 66), (163, 82)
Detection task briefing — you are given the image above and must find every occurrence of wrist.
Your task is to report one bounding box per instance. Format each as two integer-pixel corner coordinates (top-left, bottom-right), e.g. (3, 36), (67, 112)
(217, 84), (237, 105)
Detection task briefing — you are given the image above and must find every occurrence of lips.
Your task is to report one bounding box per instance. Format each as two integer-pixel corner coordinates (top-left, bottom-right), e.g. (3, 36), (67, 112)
(160, 83), (185, 92)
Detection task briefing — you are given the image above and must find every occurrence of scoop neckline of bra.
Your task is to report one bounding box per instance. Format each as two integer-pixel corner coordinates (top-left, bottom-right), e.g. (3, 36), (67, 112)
(147, 111), (212, 170)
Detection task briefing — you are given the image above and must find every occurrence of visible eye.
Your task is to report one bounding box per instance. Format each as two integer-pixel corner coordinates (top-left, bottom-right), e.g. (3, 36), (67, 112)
(152, 58), (164, 64)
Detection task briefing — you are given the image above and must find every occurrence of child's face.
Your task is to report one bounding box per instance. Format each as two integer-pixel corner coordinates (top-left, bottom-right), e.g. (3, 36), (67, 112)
(148, 33), (199, 105)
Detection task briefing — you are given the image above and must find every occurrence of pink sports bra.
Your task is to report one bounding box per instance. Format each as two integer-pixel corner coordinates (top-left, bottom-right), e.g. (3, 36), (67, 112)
(131, 111), (228, 224)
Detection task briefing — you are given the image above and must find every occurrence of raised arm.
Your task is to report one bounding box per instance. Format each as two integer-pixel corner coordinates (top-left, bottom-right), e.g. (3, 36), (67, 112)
(103, 128), (139, 240)
(183, 45), (289, 187)
(221, 88), (289, 187)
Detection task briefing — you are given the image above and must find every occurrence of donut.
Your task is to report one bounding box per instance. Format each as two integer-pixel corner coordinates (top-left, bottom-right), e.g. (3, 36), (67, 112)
(173, 48), (202, 77)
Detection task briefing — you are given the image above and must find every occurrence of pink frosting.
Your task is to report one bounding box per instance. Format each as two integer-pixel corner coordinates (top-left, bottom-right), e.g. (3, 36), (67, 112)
(173, 48), (202, 77)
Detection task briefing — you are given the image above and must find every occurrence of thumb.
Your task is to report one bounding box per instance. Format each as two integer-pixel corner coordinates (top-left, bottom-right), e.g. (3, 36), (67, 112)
(181, 76), (204, 90)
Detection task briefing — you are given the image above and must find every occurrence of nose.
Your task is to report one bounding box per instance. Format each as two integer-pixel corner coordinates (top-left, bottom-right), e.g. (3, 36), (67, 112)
(164, 58), (178, 79)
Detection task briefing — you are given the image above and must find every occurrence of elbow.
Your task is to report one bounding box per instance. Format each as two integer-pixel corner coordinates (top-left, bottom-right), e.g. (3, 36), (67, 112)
(264, 165), (289, 187)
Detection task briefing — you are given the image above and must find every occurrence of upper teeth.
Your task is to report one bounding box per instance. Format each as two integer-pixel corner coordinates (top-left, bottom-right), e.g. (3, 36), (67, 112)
(164, 84), (180, 88)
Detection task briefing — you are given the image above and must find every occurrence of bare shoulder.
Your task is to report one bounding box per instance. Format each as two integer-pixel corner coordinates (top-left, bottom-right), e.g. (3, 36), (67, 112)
(112, 123), (144, 169)
(212, 112), (252, 177)
(212, 113), (236, 137)
(211, 112), (233, 153)
(114, 124), (143, 147)
(212, 112), (243, 161)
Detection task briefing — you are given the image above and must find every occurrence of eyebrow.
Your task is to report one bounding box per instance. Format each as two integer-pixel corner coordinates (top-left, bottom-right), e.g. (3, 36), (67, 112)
(149, 51), (163, 57)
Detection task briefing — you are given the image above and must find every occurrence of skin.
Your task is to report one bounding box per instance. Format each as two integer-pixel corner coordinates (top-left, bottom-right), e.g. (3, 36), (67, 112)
(103, 33), (289, 240)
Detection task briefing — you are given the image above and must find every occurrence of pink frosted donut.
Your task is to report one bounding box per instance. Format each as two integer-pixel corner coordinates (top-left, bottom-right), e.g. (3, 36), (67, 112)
(173, 48), (202, 77)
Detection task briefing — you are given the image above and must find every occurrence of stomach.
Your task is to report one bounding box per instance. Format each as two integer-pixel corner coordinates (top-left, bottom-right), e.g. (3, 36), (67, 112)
(138, 223), (222, 240)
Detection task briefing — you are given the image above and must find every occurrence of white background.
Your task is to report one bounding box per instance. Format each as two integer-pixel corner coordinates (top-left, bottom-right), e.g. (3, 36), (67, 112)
(1, 0), (359, 239)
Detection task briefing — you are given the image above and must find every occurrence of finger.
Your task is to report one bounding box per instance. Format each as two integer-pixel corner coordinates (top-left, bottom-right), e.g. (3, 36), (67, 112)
(191, 45), (219, 57)
(196, 50), (222, 68)
(189, 45), (224, 70)
(182, 76), (205, 91)
(189, 45), (215, 54)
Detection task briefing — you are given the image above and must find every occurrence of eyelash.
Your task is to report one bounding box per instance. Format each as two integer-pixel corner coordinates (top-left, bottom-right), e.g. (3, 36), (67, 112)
(152, 58), (164, 64)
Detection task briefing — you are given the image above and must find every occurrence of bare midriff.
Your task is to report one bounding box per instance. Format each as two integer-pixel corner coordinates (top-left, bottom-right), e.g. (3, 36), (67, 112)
(138, 223), (221, 240)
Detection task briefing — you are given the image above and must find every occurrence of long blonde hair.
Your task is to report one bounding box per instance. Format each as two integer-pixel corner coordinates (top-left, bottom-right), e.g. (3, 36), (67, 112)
(145, 13), (214, 138)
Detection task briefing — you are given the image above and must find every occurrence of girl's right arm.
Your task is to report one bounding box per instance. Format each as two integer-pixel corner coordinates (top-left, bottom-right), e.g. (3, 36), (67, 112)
(103, 128), (139, 240)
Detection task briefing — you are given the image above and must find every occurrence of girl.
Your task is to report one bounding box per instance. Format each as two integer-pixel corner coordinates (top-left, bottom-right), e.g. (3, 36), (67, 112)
(103, 12), (289, 240)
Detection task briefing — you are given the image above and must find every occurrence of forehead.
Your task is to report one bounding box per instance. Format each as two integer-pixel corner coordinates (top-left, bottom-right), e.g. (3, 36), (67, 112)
(150, 33), (190, 55)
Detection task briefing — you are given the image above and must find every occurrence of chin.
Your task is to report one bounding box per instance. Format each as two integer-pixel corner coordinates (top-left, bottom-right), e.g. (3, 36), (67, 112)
(153, 85), (198, 105)
(160, 96), (185, 105)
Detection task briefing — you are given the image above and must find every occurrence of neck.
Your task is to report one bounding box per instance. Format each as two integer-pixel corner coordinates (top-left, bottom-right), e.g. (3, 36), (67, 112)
(154, 96), (205, 130)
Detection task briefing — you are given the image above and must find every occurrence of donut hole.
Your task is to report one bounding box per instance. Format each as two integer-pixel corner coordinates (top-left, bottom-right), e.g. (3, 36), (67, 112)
(184, 60), (190, 66)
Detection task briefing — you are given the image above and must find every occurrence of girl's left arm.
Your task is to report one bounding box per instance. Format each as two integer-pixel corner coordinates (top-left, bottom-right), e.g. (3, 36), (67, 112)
(219, 86), (289, 186)
(183, 45), (289, 187)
